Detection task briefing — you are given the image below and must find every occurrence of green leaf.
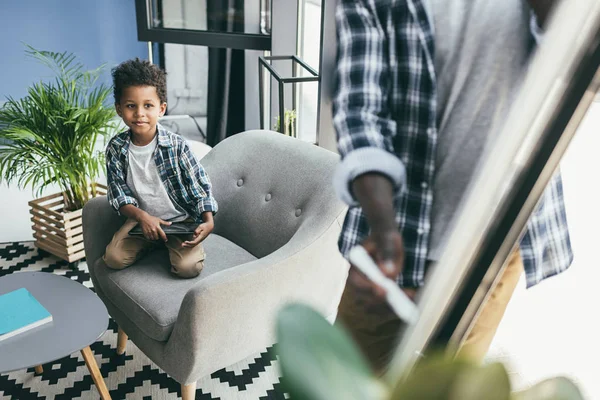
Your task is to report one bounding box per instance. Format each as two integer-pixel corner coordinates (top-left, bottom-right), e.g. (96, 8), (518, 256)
(450, 362), (511, 400)
(276, 303), (387, 400)
(390, 356), (510, 400)
(391, 356), (472, 400)
(512, 377), (585, 400)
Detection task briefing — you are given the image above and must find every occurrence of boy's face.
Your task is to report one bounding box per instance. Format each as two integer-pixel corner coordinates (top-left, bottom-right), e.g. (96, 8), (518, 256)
(115, 85), (167, 137)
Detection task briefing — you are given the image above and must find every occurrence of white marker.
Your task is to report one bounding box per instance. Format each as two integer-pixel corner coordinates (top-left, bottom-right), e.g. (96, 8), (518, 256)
(348, 245), (419, 324)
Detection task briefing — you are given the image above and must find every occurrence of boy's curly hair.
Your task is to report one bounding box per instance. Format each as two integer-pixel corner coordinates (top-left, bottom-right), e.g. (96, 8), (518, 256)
(111, 58), (167, 104)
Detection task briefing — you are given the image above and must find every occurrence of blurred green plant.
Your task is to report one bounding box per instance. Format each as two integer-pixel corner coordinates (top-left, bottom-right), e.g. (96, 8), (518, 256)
(273, 108), (297, 137)
(276, 303), (585, 400)
(0, 45), (116, 211)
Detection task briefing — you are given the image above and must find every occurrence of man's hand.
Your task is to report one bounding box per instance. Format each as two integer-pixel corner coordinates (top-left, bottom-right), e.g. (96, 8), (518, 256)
(182, 212), (214, 248)
(527, 0), (557, 28)
(137, 213), (172, 242)
(349, 229), (404, 301)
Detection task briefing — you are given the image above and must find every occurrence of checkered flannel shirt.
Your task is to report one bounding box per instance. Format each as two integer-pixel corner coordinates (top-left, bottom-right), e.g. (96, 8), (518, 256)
(106, 124), (218, 224)
(332, 0), (573, 288)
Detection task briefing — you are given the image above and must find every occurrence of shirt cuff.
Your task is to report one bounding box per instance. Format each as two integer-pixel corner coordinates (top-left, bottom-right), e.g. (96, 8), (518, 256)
(197, 197), (218, 216)
(333, 147), (406, 206)
(530, 11), (544, 44)
(109, 196), (138, 215)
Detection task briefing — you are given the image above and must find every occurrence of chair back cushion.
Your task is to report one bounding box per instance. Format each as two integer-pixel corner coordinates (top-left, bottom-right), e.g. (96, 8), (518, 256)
(93, 234), (257, 341)
(201, 130), (341, 258)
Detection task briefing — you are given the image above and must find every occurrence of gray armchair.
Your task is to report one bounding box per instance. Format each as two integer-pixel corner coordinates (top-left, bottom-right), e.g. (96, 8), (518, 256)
(82, 130), (349, 399)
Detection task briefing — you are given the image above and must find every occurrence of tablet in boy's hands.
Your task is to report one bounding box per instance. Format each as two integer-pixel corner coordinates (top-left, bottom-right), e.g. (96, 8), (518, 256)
(129, 221), (198, 236)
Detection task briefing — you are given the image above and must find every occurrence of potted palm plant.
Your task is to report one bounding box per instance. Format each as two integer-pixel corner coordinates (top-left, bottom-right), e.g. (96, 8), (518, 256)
(0, 45), (116, 264)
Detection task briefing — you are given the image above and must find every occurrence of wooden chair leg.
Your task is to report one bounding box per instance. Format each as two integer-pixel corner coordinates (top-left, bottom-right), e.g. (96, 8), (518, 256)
(34, 365), (43, 374)
(81, 346), (112, 400)
(117, 327), (128, 355)
(181, 382), (197, 400)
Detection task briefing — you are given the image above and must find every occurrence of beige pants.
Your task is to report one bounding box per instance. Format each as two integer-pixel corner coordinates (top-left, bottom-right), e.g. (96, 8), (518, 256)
(336, 249), (523, 372)
(103, 219), (206, 279)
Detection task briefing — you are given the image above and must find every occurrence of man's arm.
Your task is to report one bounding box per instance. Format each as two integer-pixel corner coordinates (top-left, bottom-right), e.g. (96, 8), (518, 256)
(351, 174), (405, 299)
(333, 0), (406, 205)
(333, 0), (406, 299)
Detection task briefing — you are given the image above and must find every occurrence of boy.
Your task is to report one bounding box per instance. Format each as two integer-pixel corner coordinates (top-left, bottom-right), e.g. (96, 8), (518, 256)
(102, 58), (217, 278)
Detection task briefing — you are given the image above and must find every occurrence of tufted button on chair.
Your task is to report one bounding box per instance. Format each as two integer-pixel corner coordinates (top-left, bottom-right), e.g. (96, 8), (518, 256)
(82, 130), (349, 399)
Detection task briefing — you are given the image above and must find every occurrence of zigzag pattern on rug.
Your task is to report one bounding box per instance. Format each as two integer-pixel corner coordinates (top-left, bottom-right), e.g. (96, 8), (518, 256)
(0, 242), (288, 400)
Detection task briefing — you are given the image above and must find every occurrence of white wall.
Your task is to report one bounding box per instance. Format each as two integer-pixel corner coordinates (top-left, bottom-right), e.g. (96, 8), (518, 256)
(487, 101), (600, 399)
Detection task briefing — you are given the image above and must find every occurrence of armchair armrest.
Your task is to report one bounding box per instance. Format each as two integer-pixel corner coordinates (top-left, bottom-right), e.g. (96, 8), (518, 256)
(163, 210), (349, 384)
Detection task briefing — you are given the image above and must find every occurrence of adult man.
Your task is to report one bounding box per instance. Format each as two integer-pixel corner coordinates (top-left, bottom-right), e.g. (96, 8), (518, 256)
(333, 0), (573, 371)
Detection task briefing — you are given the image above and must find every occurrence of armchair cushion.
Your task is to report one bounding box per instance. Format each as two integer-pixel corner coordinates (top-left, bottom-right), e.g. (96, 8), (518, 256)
(94, 234), (256, 341)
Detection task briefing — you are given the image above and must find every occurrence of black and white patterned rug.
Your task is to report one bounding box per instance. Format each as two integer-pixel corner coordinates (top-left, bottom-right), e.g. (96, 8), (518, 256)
(0, 242), (287, 399)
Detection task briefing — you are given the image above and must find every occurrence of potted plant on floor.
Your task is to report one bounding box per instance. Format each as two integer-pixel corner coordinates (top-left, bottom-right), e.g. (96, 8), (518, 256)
(277, 303), (586, 400)
(0, 45), (116, 264)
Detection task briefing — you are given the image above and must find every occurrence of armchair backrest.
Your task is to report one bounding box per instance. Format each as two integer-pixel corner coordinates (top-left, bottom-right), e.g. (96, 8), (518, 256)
(201, 130), (343, 258)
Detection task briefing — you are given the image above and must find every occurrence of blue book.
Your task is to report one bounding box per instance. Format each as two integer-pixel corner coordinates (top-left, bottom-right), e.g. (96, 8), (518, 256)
(0, 288), (52, 341)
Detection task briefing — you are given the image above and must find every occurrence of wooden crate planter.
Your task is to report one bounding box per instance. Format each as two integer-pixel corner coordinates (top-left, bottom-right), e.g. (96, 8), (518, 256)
(28, 183), (107, 263)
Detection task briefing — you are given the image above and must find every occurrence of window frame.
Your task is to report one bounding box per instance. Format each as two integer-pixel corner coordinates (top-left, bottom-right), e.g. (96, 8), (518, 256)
(135, 0), (272, 51)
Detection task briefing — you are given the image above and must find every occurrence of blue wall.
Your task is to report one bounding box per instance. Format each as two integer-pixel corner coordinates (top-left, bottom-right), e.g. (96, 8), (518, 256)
(1, 0), (148, 100)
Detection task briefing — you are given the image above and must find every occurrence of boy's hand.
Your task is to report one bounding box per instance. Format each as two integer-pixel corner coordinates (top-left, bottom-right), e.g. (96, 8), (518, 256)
(182, 220), (214, 248)
(138, 213), (171, 242)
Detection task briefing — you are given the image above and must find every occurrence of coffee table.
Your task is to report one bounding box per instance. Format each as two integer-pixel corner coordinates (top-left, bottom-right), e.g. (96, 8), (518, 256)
(0, 272), (111, 400)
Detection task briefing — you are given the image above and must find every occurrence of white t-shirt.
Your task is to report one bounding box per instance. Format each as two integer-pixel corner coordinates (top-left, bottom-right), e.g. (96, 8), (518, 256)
(126, 135), (188, 222)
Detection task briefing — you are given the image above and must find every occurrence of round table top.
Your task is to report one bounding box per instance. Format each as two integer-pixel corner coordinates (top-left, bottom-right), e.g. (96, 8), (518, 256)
(0, 272), (108, 373)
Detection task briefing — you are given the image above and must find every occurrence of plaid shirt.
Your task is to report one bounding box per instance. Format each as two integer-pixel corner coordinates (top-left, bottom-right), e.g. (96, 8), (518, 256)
(333, 0), (573, 288)
(106, 124), (218, 223)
